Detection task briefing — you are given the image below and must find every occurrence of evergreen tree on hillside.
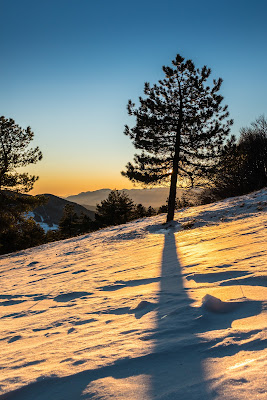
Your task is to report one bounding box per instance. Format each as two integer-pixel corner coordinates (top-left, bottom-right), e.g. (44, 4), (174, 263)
(96, 190), (135, 227)
(0, 192), (46, 254)
(238, 115), (267, 190)
(206, 116), (267, 199)
(122, 54), (233, 222)
(0, 116), (45, 254)
(134, 203), (147, 219)
(59, 204), (79, 238)
(0, 116), (42, 192)
(79, 213), (94, 234)
(146, 206), (156, 217)
(158, 204), (168, 214)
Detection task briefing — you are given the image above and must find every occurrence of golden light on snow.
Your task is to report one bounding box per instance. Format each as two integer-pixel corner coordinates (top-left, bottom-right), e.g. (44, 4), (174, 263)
(0, 188), (266, 398)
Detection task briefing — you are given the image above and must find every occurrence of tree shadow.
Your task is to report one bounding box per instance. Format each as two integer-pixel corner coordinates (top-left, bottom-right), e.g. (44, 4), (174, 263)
(135, 231), (262, 398)
(146, 231), (213, 399)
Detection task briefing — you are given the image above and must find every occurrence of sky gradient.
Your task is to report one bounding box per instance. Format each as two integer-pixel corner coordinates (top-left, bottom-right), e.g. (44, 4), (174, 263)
(1, 0), (266, 196)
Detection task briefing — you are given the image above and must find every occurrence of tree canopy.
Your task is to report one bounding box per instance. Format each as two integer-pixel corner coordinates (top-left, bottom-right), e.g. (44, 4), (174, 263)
(96, 190), (135, 227)
(122, 54), (233, 221)
(59, 204), (94, 238)
(0, 116), (44, 254)
(0, 116), (42, 193)
(205, 115), (267, 200)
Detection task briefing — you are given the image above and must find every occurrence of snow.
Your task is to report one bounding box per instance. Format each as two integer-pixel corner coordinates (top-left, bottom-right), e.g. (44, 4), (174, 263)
(37, 222), (59, 232)
(27, 212), (59, 232)
(0, 189), (266, 399)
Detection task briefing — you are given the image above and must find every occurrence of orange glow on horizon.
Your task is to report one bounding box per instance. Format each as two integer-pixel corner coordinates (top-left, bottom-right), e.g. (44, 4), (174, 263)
(29, 174), (139, 197)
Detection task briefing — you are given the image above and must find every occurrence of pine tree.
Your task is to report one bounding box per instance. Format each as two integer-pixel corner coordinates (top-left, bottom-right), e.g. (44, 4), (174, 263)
(208, 116), (267, 199)
(238, 115), (267, 191)
(0, 116), (45, 254)
(0, 116), (42, 192)
(146, 206), (156, 217)
(157, 204), (168, 214)
(122, 54), (233, 222)
(59, 204), (79, 238)
(0, 191), (46, 254)
(79, 213), (94, 234)
(135, 203), (147, 219)
(96, 190), (135, 227)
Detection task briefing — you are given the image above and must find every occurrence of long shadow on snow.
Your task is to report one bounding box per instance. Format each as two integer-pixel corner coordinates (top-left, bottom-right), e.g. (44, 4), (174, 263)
(146, 232), (213, 399)
(0, 233), (262, 400)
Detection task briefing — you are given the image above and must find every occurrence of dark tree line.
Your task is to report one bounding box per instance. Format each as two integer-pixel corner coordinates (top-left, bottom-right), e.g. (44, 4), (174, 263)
(58, 204), (96, 238)
(95, 190), (157, 227)
(199, 115), (267, 203)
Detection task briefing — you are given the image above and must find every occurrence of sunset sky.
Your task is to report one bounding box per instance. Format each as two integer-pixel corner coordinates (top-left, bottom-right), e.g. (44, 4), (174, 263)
(1, 0), (266, 196)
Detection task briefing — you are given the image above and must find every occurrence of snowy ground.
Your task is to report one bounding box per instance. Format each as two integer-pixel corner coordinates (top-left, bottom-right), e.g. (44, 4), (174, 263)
(0, 189), (266, 399)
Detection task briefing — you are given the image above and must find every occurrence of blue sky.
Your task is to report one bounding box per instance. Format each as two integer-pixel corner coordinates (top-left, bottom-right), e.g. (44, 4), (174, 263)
(1, 0), (266, 195)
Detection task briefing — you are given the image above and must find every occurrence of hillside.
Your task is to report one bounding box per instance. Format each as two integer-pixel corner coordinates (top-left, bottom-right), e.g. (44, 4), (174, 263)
(0, 189), (266, 399)
(66, 187), (185, 209)
(32, 194), (95, 230)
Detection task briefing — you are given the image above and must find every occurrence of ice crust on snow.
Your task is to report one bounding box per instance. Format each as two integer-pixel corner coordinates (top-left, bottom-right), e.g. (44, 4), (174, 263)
(0, 188), (266, 399)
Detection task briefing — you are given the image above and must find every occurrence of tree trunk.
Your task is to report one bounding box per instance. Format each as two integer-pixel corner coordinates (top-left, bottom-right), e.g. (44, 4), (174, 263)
(166, 137), (180, 222)
(166, 79), (183, 223)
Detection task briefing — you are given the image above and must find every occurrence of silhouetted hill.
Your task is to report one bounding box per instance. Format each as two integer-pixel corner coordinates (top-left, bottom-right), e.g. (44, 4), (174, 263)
(33, 194), (95, 227)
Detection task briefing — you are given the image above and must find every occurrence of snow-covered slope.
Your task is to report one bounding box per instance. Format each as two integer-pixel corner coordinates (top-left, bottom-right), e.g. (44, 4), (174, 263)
(0, 189), (266, 400)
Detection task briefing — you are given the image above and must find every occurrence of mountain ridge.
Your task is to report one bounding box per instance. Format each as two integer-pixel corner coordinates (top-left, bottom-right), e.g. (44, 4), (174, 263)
(66, 187), (184, 208)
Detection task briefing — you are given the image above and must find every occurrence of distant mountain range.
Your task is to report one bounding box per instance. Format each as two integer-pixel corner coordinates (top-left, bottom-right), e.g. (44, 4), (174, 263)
(66, 187), (184, 209)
